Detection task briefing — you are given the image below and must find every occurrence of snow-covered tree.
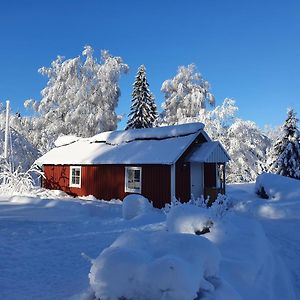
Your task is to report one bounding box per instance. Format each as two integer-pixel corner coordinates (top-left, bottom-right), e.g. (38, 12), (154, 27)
(226, 119), (271, 183)
(267, 108), (300, 179)
(126, 65), (157, 129)
(24, 46), (128, 153)
(263, 124), (282, 143)
(159, 97), (271, 183)
(196, 100), (270, 183)
(160, 64), (215, 125)
(0, 103), (40, 172)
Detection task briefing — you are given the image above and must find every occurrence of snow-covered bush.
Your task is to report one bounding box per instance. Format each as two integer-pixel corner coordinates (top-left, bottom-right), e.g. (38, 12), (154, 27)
(255, 172), (300, 201)
(165, 195), (232, 238)
(0, 164), (43, 195)
(122, 194), (153, 220)
(89, 230), (227, 300)
(166, 204), (213, 236)
(209, 193), (233, 219)
(163, 196), (206, 214)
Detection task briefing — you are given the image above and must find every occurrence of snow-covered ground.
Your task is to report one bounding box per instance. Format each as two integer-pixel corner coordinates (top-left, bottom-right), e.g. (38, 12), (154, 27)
(0, 176), (299, 299)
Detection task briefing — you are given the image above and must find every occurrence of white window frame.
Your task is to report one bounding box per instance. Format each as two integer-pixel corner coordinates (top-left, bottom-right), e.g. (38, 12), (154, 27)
(125, 166), (142, 193)
(69, 166), (82, 188)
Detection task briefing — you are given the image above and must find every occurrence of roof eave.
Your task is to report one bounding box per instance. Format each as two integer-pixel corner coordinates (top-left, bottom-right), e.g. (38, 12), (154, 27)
(170, 129), (209, 164)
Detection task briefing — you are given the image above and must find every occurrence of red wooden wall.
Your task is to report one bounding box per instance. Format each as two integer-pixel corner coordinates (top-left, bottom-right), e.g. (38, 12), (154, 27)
(43, 164), (170, 208)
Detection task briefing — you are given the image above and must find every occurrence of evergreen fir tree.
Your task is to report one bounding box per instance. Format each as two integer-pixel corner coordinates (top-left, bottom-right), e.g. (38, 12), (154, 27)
(126, 65), (157, 129)
(267, 108), (300, 179)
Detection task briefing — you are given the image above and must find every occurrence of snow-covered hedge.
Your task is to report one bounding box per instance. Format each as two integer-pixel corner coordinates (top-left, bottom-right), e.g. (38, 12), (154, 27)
(165, 195), (232, 239)
(122, 194), (153, 220)
(89, 230), (232, 300)
(255, 173), (300, 201)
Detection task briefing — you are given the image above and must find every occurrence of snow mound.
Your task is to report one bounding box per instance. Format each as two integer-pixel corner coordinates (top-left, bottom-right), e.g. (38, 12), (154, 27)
(122, 194), (153, 219)
(90, 122), (204, 145)
(233, 174), (300, 219)
(89, 231), (239, 300)
(255, 173), (300, 201)
(54, 135), (80, 147)
(167, 204), (213, 235)
(165, 195), (232, 241)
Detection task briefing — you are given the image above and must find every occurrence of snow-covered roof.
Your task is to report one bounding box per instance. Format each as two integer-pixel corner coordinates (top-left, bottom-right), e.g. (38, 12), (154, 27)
(89, 122), (205, 144)
(36, 123), (206, 166)
(186, 141), (230, 163)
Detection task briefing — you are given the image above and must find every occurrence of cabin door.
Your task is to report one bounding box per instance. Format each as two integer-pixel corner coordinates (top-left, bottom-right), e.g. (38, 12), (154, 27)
(190, 162), (204, 200)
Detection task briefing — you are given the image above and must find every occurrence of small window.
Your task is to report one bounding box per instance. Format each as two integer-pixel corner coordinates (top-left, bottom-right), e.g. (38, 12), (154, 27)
(125, 166), (142, 193)
(70, 166), (81, 188)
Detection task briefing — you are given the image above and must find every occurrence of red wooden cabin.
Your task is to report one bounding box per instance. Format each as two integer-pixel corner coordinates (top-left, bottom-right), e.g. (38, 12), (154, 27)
(36, 123), (230, 208)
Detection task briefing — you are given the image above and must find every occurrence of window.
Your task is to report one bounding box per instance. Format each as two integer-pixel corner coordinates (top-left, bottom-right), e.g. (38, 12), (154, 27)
(70, 166), (81, 188)
(125, 166), (142, 193)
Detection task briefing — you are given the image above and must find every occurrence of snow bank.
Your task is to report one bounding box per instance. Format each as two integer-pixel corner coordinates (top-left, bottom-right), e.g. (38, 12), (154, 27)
(54, 135), (80, 147)
(89, 231), (239, 300)
(6, 195), (94, 220)
(217, 213), (296, 299)
(90, 122), (204, 144)
(255, 173), (300, 201)
(232, 174), (300, 219)
(122, 194), (153, 219)
(165, 195), (295, 299)
(0, 194), (122, 222)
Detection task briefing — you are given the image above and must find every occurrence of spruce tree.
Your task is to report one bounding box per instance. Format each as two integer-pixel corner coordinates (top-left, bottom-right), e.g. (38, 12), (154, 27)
(268, 108), (300, 179)
(126, 65), (157, 130)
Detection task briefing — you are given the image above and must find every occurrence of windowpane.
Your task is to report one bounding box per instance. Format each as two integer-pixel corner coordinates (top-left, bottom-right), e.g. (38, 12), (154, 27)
(70, 167), (81, 187)
(125, 167), (141, 192)
(134, 170), (140, 181)
(128, 170), (134, 183)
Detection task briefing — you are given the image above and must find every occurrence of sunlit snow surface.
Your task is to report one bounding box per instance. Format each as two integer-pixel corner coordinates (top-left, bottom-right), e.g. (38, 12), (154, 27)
(0, 177), (299, 299)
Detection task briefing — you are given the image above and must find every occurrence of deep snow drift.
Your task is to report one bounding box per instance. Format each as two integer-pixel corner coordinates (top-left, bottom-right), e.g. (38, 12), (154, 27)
(89, 231), (239, 300)
(0, 175), (299, 299)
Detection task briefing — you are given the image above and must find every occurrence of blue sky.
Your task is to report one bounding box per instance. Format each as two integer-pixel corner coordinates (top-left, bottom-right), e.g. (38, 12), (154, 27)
(0, 0), (299, 129)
